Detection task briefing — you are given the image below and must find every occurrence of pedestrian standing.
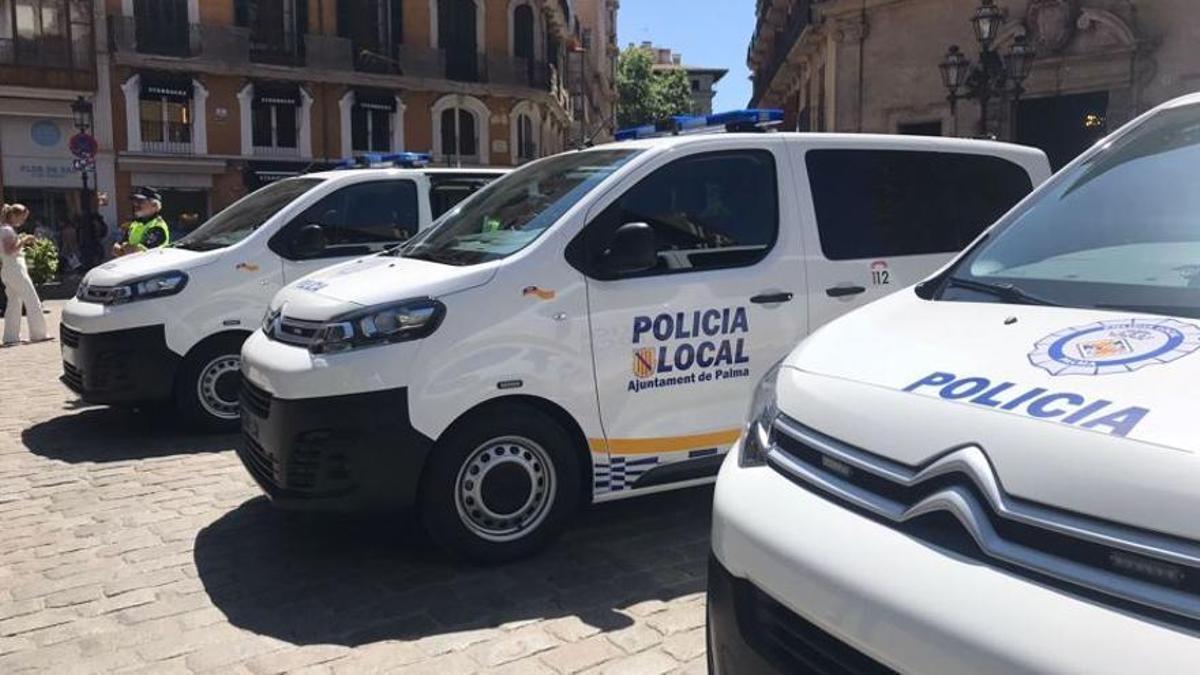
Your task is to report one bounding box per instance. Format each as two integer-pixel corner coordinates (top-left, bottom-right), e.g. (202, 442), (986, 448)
(1, 204), (50, 346)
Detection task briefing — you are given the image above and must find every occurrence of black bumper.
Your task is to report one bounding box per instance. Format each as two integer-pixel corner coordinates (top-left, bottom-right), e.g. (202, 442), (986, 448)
(706, 554), (895, 675)
(237, 380), (434, 511)
(59, 323), (180, 405)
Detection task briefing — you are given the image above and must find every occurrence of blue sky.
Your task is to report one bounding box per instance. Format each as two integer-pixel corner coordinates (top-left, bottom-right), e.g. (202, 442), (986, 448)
(616, 0), (755, 112)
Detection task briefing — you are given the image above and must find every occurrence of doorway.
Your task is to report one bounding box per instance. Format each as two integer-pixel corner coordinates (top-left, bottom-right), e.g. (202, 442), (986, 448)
(1017, 91), (1110, 171)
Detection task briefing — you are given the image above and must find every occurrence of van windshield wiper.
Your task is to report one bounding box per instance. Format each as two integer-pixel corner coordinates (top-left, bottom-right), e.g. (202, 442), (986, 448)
(945, 277), (1061, 307)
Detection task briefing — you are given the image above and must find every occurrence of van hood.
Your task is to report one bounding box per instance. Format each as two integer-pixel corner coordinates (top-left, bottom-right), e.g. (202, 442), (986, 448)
(782, 289), (1200, 539)
(271, 255), (496, 321)
(85, 246), (217, 286)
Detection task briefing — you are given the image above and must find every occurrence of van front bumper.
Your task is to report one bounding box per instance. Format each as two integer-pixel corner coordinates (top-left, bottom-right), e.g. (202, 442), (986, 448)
(709, 449), (1200, 674)
(59, 322), (180, 404)
(237, 379), (434, 512)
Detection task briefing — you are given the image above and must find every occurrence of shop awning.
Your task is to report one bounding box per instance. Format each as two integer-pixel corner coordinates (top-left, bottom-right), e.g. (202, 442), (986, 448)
(253, 81), (302, 107)
(140, 72), (194, 102)
(354, 88), (397, 112)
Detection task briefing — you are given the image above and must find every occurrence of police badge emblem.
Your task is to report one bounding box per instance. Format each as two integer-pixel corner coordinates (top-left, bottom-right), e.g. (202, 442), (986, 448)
(1030, 318), (1200, 376)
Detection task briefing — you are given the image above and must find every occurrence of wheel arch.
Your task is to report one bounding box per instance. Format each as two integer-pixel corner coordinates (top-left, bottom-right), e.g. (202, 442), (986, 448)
(178, 329), (254, 368)
(429, 394), (595, 508)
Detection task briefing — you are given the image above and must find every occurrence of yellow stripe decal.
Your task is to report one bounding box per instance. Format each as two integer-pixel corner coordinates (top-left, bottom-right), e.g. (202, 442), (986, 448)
(588, 429), (742, 456)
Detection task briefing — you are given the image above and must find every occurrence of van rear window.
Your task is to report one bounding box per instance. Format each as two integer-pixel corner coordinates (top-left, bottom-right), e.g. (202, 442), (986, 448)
(805, 150), (1033, 260)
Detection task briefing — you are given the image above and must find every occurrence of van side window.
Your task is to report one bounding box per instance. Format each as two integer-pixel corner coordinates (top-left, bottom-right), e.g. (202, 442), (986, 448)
(280, 180), (419, 258)
(805, 150), (1033, 261)
(575, 150), (779, 277)
(429, 177), (493, 218)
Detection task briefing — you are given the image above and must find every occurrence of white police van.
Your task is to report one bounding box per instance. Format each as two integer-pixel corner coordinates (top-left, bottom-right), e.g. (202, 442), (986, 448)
(60, 154), (504, 431)
(709, 95), (1200, 673)
(237, 110), (1050, 561)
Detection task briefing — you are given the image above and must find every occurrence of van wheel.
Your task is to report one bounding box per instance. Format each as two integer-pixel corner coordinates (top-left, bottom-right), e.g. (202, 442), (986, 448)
(420, 404), (582, 563)
(176, 335), (245, 433)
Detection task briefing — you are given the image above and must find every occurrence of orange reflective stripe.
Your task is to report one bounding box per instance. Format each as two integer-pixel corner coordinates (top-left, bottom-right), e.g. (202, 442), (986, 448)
(588, 429), (742, 456)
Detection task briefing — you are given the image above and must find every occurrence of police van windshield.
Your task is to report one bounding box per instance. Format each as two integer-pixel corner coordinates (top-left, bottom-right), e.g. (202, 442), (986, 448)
(942, 102), (1200, 319)
(174, 178), (323, 251)
(398, 149), (641, 266)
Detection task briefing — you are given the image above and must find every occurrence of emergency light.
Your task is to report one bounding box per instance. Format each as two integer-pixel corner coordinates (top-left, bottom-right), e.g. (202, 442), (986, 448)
(615, 109), (784, 141)
(337, 152), (433, 169)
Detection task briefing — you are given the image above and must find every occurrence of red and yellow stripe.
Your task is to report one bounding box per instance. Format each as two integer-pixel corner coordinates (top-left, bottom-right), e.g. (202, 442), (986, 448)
(589, 429), (742, 456)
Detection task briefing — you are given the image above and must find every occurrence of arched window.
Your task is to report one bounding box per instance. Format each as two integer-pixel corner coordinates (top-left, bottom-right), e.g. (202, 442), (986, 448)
(440, 108), (478, 160)
(433, 94), (489, 165)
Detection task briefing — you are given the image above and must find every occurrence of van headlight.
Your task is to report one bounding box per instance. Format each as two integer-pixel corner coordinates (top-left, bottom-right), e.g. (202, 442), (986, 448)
(309, 298), (446, 354)
(77, 271), (188, 304)
(740, 361), (782, 467)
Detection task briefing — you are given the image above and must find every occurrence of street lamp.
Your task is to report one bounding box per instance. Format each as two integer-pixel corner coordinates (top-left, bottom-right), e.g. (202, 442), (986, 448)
(938, 0), (1036, 139)
(70, 96), (95, 216)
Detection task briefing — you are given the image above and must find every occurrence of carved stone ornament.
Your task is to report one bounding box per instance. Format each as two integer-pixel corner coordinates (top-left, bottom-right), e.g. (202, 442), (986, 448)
(1027, 0), (1080, 53)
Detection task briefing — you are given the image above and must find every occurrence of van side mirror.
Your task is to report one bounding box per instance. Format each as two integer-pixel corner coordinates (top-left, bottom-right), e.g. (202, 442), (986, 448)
(600, 222), (657, 277)
(293, 223), (327, 258)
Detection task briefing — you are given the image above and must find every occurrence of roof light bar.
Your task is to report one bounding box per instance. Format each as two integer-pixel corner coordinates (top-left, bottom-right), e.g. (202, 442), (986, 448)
(336, 152), (433, 169)
(615, 109), (784, 141)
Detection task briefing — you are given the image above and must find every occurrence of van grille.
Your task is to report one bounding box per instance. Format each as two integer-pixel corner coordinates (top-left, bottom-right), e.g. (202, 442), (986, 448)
(60, 324), (81, 348)
(240, 380), (272, 419)
(768, 415), (1200, 626)
(743, 579), (895, 674)
(264, 315), (323, 348)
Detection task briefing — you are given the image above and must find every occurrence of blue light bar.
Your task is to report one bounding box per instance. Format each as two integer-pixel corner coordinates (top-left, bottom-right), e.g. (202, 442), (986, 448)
(336, 152), (433, 169)
(615, 108), (785, 141)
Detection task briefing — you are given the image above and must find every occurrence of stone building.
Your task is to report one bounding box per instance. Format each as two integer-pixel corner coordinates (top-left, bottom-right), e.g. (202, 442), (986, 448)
(642, 42), (728, 116)
(748, 0), (1200, 168)
(93, 0), (616, 227)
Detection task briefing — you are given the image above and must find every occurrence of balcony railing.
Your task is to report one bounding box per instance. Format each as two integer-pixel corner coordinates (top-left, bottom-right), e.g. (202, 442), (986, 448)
(109, 15), (250, 63)
(140, 120), (193, 154)
(253, 145), (300, 158)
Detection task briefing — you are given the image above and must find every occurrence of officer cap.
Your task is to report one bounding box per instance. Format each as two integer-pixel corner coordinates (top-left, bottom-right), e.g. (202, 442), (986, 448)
(130, 186), (162, 202)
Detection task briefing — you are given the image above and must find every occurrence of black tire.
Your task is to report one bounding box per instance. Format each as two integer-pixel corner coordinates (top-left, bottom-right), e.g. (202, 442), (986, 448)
(175, 334), (246, 433)
(420, 403), (582, 563)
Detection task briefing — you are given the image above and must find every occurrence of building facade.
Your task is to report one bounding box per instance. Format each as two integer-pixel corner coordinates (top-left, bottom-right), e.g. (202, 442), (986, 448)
(643, 42), (728, 116)
(0, 0), (118, 232)
(749, 0), (1200, 168)
(97, 0), (615, 228)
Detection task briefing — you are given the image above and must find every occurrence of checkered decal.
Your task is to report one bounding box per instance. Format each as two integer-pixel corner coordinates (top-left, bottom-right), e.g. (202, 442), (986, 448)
(593, 456), (659, 491)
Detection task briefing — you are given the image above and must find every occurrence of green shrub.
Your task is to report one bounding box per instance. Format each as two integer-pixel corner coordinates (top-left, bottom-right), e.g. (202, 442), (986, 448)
(24, 237), (59, 285)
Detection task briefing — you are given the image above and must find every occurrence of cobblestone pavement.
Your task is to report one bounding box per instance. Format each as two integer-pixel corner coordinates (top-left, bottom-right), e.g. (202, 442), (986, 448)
(0, 302), (715, 674)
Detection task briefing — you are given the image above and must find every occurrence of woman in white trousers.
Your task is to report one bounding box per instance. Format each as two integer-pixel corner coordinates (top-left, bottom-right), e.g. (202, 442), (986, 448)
(1, 204), (49, 346)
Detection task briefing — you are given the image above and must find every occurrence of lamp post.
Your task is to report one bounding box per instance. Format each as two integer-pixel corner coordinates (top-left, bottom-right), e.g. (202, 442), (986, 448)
(938, 0), (1036, 139)
(70, 96), (95, 216)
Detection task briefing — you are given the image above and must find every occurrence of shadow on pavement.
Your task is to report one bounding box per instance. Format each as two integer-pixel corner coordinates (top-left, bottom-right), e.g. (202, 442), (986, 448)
(22, 407), (236, 463)
(194, 486), (714, 646)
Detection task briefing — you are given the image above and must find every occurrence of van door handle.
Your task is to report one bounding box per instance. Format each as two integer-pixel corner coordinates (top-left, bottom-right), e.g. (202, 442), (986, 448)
(826, 285), (867, 298)
(750, 292), (794, 304)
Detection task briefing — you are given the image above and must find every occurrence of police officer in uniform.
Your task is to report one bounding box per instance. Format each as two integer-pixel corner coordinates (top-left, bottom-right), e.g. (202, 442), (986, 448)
(114, 187), (170, 257)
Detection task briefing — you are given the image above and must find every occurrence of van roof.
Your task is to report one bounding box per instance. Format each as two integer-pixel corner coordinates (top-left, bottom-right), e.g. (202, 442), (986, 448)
(593, 131), (1047, 159)
(300, 166), (510, 181)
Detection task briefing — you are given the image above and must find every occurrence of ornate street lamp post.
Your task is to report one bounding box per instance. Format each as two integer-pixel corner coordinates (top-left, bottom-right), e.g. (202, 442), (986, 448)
(938, 0), (1036, 138)
(70, 96), (95, 216)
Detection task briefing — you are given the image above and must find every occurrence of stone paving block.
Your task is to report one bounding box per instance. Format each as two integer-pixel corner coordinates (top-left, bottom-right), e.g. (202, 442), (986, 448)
(604, 623), (665, 655)
(578, 648), (678, 675)
(538, 635), (624, 674)
(661, 627), (706, 662)
(465, 624), (561, 667)
(644, 602), (706, 636)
